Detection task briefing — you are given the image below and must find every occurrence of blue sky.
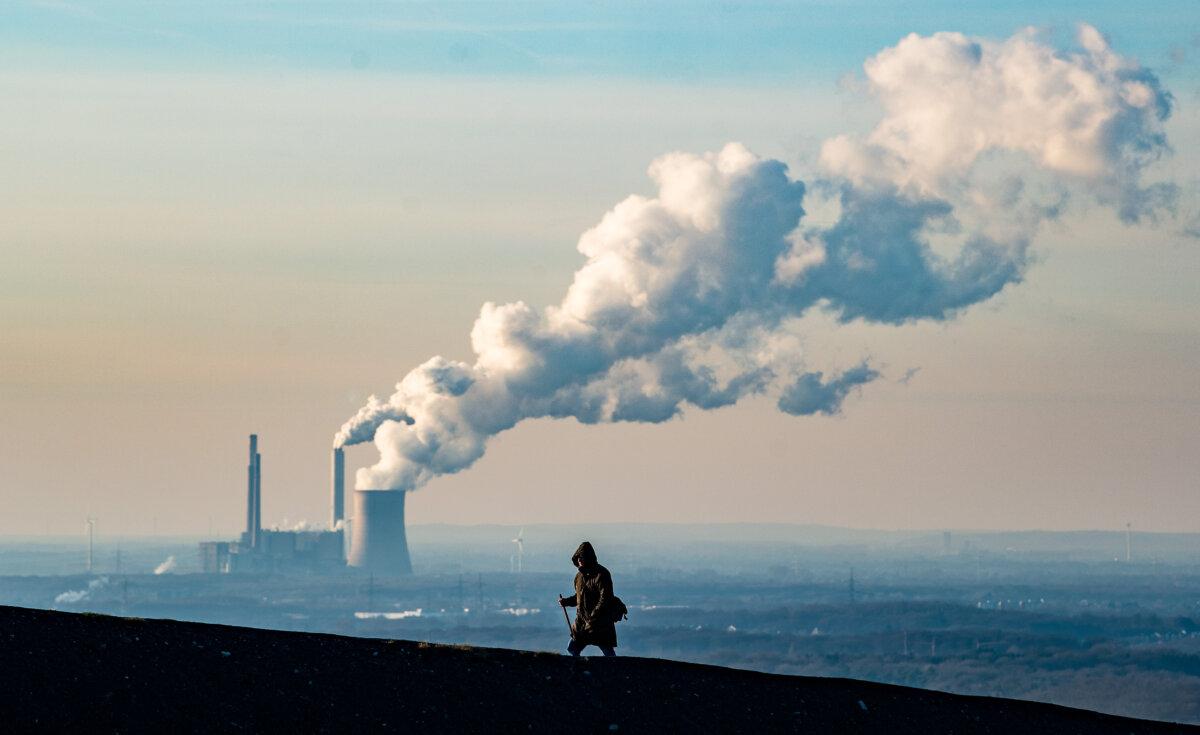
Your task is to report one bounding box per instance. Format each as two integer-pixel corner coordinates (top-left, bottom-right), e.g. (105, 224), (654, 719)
(6, 1), (1198, 82)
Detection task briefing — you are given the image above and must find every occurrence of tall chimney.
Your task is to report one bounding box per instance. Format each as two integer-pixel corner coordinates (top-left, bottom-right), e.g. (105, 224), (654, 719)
(347, 490), (412, 575)
(245, 434), (262, 549)
(253, 450), (262, 547)
(331, 447), (345, 529)
(245, 435), (257, 547)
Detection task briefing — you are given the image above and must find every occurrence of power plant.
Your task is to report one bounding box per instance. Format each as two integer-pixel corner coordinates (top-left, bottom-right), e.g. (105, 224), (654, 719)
(346, 489), (413, 574)
(200, 435), (412, 575)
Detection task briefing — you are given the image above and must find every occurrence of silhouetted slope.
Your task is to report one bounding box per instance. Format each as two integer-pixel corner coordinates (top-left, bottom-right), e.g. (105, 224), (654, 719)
(0, 606), (1190, 733)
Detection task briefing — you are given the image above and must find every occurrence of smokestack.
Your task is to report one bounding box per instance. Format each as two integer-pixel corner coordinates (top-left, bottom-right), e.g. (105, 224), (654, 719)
(331, 447), (345, 529)
(254, 450), (262, 547)
(245, 435), (256, 546)
(245, 434), (262, 549)
(347, 490), (412, 575)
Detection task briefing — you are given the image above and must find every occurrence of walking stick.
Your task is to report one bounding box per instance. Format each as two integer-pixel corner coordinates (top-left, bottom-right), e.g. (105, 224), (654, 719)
(558, 594), (575, 637)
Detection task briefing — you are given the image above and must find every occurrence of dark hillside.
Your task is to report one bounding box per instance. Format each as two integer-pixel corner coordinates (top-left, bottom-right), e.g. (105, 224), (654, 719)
(0, 606), (1190, 733)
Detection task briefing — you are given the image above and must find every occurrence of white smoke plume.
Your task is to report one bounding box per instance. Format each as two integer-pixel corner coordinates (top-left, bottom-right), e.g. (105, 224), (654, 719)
(336, 25), (1178, 494)
(778, 363), (881, 417)
(334, 395), (413, 449)
(54, 576), (108, 605)
(821, 24), (1175, 225)
(153, 556), (177, 575)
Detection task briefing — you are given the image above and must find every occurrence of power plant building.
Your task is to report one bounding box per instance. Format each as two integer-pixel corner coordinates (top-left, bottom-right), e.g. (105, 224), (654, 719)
(200, 435), (346, 574)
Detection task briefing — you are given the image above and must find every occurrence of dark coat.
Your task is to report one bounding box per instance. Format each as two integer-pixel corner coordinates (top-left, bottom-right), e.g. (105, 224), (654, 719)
(561, 542), (617, 648)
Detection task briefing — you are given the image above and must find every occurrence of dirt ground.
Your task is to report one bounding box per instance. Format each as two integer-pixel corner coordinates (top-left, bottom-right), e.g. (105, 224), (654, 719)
(0, 605), (1191, 733)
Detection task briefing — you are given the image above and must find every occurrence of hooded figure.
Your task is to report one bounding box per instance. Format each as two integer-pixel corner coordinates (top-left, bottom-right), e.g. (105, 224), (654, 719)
(559, 541), (617, 656)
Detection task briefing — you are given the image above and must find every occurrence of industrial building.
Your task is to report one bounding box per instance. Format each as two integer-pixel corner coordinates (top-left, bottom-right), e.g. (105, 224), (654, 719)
(200, 435), (345, 574)
(199, 435), (412, 576)
(347, 488), (413, 574)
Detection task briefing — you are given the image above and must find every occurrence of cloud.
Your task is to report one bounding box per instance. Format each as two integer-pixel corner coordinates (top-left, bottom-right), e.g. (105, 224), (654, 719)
(336, 144), (1023, 491)
(336, 25), (1184, 495)
(781, 189), (1029, 324)
(820, 24), (1175, 223)
(777, 363), (881, 416)
(898, 367), (921, 385)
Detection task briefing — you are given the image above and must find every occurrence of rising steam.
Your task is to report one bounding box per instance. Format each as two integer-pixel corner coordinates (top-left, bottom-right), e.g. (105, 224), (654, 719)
(54, 577), (108, 605)
(336, 25), (1178, 493)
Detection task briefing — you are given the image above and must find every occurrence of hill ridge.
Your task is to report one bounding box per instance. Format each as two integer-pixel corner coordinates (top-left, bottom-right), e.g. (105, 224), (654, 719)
(0, 605), (1190, 733)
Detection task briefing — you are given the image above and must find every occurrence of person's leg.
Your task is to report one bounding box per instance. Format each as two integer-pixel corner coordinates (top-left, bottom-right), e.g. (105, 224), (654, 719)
(567, 638), (585, 657)
(600, 646), (616, 657)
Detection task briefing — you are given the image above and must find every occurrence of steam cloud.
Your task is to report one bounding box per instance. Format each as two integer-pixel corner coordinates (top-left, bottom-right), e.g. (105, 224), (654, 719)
(336, 25), (1177, 494)
(154, 556), (177, 575)
(272, 519), (322, 532)
(820, 25), (1175, 223)
(54, 576), (108, 605)
(778, 363), (881, 417)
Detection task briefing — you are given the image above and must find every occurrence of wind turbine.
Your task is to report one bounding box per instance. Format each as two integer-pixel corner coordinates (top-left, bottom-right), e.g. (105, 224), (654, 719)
(85, 517), (97, 573)
(511, 528), (524, 573)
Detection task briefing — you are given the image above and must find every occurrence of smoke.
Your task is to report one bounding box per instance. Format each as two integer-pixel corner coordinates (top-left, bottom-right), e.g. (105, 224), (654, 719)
(272, 518), (322, 532)
(153, 556), (177, 575)
(336, 25), (1178, 494)
(334, 395), (413, 449)
(54, 576), (108, 605)
(820, 24), (1175, 222)
(778, 363), (880, 417)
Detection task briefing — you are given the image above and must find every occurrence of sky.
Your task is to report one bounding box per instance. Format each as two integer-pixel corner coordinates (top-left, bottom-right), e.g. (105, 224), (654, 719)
(0, 1), (1197, 536)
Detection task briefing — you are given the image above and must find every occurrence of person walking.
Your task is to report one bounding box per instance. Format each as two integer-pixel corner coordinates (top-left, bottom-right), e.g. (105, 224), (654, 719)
(559, 541), (617, 657)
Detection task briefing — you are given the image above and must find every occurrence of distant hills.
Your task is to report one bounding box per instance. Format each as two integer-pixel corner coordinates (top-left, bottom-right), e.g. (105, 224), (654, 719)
(0, 605), (1191, 733)
(409, 522), (1200, 561)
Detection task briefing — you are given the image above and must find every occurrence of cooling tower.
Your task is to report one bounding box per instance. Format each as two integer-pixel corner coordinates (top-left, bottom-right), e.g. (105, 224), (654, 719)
(347, 490), (412, 575)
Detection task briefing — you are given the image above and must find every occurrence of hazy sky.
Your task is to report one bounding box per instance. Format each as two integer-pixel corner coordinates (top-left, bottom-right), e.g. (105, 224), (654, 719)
(1, 1), (1198, 536)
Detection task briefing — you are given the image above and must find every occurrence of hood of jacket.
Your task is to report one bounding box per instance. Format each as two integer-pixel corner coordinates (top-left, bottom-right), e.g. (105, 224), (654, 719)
(572, 541), (598, 567)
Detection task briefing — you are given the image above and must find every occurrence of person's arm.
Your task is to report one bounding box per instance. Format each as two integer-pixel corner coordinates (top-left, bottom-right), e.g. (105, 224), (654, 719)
(587, 569), (613, 621)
